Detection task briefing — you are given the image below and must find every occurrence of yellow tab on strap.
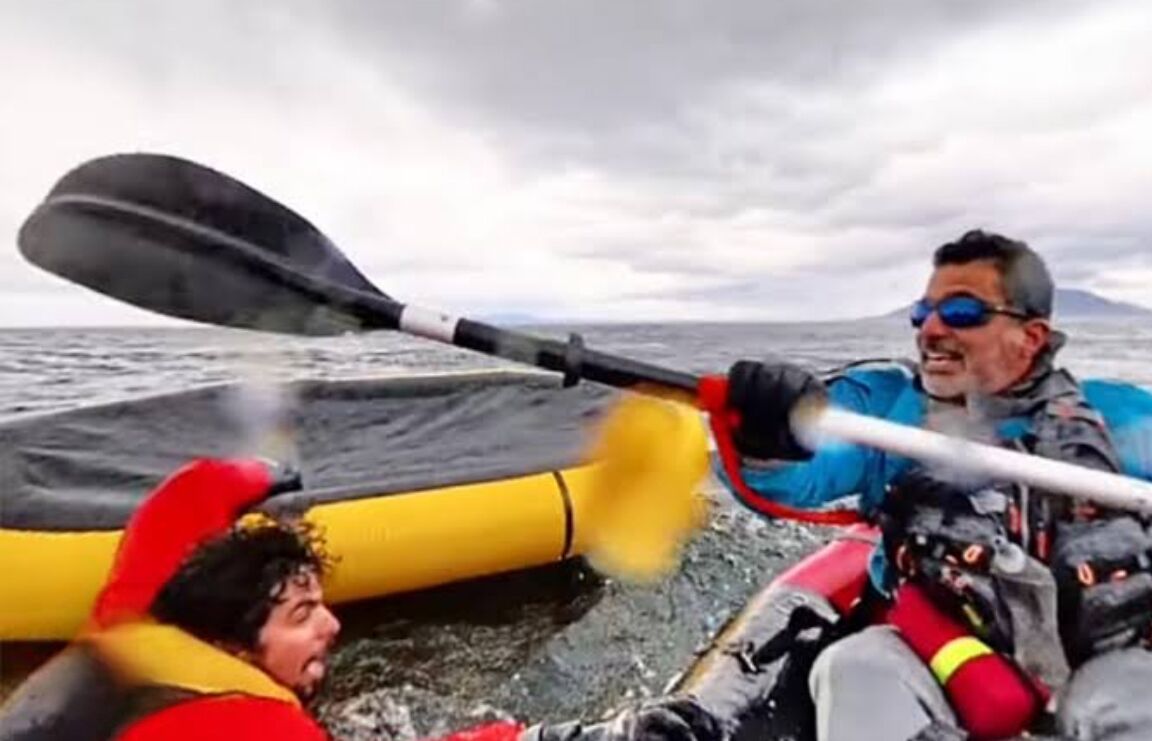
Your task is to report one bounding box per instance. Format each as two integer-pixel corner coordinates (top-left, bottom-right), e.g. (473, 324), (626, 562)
(930, 636), (993, 684)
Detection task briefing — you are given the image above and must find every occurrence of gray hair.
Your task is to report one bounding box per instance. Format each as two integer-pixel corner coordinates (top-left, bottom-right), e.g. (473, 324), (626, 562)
(932, 229), (1054, 318)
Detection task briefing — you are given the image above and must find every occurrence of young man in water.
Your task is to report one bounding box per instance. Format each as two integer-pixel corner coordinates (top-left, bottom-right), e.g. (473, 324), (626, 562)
(0, 459), (341, 740)
(0, 459), (720, 741)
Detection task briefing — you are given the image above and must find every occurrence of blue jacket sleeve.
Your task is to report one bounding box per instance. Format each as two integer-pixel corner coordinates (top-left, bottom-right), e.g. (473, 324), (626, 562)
(1083, 379), (1152, 482)
(716, 367), (917, 513)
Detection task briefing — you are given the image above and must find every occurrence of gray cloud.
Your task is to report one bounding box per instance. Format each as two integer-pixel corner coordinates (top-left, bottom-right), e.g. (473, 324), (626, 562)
(2, 0), (1151, 325)
(319, 1), (1063, 128)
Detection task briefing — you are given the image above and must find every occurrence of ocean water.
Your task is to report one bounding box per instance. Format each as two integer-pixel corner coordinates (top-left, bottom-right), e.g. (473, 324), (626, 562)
(2, 318), (1148, 419)
(2, 318), (1150, 737)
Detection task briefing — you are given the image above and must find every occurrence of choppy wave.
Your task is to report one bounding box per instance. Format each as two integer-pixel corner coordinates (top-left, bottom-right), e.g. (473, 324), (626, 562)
(3, 319), (1147, 419)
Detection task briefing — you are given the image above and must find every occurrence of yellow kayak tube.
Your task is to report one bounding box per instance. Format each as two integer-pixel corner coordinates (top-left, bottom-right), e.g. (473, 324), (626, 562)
(0, 371), (612, 640)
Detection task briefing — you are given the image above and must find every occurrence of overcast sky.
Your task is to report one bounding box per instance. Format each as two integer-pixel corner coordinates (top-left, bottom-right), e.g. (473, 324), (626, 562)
(2, 0), (1151, 326)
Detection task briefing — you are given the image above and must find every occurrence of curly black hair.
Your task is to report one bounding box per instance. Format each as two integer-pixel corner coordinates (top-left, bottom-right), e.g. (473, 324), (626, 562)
(151, 518), (332, 650)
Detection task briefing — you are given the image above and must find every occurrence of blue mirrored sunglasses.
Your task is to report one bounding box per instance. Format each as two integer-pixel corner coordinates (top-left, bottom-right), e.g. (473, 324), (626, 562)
(910, 295), (1031, 329)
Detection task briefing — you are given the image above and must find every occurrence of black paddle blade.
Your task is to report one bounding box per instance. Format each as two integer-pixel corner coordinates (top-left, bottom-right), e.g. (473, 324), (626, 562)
(18, 153), (393, 336)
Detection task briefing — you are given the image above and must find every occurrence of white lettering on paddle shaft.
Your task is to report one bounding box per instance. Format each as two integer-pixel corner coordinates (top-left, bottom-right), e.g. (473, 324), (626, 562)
(399, 306), (460, 343)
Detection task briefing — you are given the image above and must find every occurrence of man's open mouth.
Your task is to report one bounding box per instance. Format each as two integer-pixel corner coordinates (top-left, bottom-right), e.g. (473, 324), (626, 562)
(303, 656), (327, 683)
(922, 350), (963, 372)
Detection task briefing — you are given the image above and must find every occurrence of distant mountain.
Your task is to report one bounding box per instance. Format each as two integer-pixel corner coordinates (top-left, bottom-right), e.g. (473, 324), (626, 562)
(878, 288), (1152, 321)
(1054, 288), (1152, 318)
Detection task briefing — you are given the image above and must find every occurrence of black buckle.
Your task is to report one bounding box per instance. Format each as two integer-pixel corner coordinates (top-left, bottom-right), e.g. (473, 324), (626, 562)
(723, 641), (764, 675)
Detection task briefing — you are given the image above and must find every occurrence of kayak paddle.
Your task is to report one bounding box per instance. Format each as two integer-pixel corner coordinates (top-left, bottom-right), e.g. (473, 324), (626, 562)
(18, 154), (1152, 538)
(15, 153), (696, 391)
(14, 153), (850, 518)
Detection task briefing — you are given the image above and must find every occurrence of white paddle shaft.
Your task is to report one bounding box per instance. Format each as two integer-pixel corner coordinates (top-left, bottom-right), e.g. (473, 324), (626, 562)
(804, 406), (1152, 514)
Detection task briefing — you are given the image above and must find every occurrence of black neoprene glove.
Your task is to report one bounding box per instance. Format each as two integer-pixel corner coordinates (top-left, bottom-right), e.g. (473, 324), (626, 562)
(521, 697), (726, 741)
(726, 360), (825, 460)
(605, 697), (725, 741)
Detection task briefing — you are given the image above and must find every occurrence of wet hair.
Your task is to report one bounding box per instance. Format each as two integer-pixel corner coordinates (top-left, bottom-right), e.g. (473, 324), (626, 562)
(933, 229), (1054, 318)
(151, 518), (331, 651)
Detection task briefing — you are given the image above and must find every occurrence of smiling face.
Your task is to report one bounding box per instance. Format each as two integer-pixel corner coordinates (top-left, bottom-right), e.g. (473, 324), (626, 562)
(252, 569), (341, 700)
(917, 260), (1051, 401)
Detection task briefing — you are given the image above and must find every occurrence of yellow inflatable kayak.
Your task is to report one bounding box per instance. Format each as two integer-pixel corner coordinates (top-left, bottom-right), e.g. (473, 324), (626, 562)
(0, 370), (613, 641)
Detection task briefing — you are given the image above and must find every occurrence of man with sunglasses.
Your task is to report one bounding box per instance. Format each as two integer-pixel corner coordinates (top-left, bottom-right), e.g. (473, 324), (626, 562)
(719, 230), (1152, 741)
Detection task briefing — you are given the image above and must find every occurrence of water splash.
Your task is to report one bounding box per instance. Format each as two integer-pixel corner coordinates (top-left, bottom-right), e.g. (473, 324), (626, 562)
(224, 377), (300, 466)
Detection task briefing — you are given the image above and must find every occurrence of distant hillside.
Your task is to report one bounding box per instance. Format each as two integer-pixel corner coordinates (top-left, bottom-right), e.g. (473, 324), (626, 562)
(879, 288), (1152, 321)
(1054, 289), (1152, 317)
